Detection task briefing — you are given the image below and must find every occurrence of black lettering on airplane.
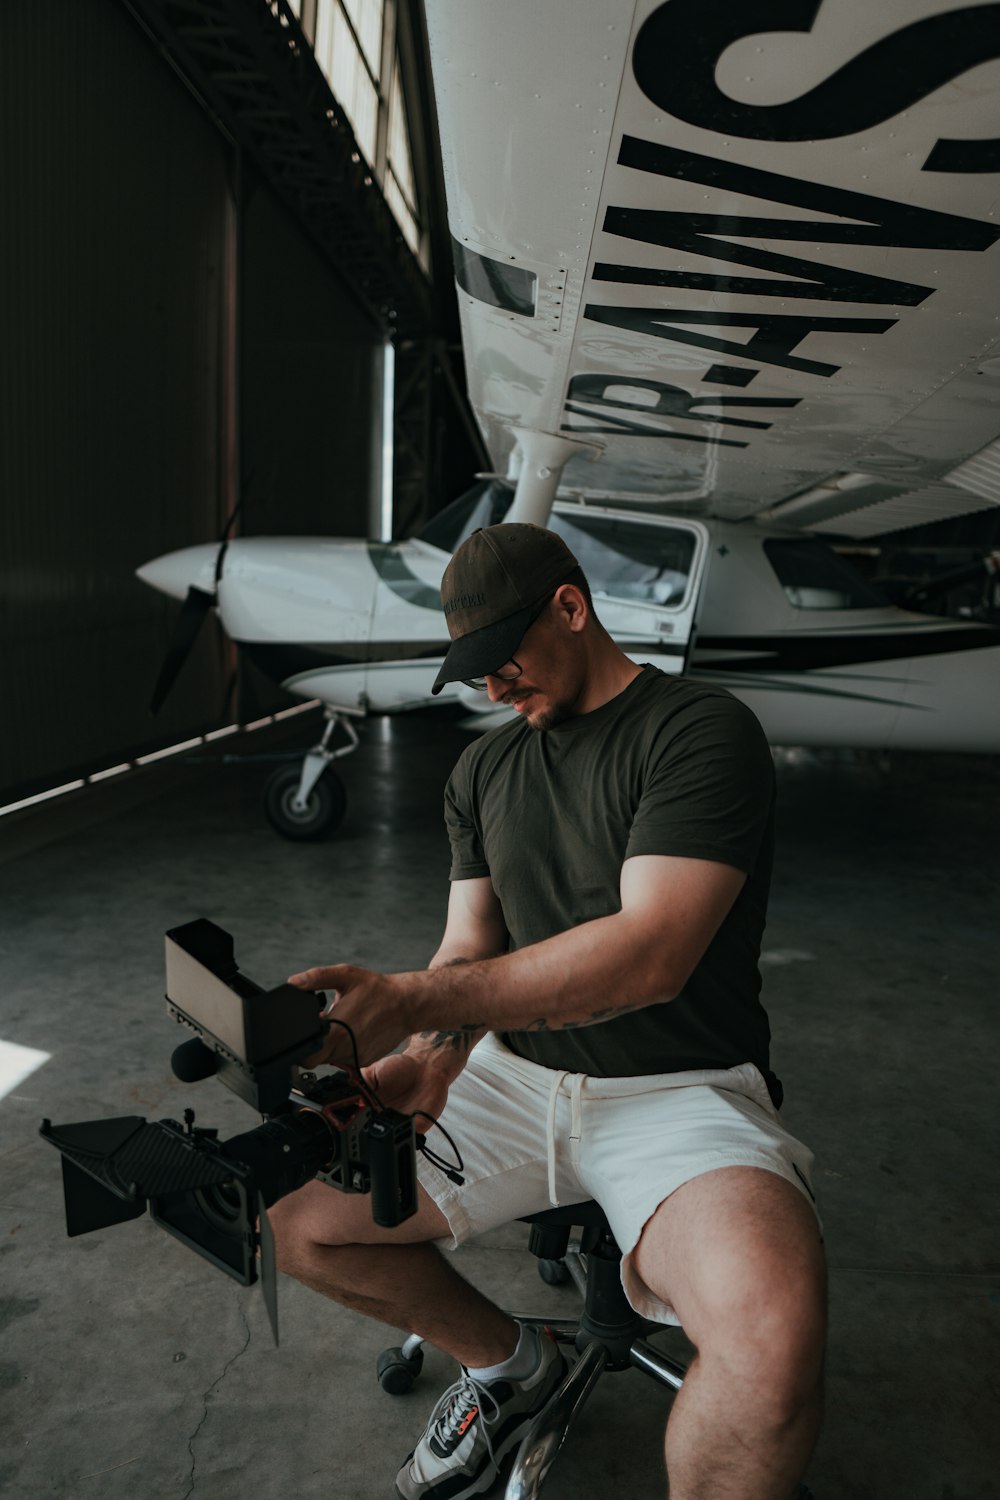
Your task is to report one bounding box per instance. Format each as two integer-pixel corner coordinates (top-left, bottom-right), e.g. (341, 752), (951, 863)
(582, 306), (894, 379)
(567, 3), (1000, 434)
(584, 137), (1000, 378)
(632, 0), (1000, 172)
(561, 374), (799, 442)
(597, 138), (1000, 306)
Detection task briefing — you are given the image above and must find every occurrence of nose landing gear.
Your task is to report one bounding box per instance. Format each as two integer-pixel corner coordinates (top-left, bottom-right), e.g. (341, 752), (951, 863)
(263, 710), (360, 840)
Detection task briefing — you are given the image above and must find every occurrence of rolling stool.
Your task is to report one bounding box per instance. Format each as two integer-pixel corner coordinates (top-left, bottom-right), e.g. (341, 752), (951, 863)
(377, 1200), (815, 1499)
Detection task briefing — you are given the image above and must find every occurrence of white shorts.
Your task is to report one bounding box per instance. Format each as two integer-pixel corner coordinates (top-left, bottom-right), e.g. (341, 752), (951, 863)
(416, 1032), (819, 1326)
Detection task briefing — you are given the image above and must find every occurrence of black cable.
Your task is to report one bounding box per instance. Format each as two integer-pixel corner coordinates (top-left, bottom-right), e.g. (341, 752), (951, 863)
(318, 1016), (385, 1120)
(319, 1015), (466, 1184)
(413, 1110), (465, 1185)
(323, 1015), (362, 1074)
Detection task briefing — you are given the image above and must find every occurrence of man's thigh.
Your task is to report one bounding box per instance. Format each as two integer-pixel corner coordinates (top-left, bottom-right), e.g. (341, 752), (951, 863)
(631, 1166), (827, 1360)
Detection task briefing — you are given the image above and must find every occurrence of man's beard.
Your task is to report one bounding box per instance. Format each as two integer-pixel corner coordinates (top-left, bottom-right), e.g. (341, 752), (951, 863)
(525, 700), (571, 731)
(504, 687), (574, 732)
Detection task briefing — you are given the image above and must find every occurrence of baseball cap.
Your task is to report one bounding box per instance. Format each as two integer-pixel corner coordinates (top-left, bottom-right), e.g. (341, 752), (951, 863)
(431, 523), (579, 694)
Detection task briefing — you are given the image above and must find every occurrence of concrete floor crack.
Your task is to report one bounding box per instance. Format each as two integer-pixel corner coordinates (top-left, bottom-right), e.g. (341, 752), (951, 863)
(181, 1301), (253, 1498)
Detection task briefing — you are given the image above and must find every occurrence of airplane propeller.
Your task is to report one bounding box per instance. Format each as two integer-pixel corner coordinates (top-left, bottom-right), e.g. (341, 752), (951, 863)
(145, 491), (249, 716)
(148, 582), (220, 715)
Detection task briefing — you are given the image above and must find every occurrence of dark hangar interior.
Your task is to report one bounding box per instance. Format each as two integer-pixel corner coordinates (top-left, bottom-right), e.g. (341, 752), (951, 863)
(1, 5), (997, 1500)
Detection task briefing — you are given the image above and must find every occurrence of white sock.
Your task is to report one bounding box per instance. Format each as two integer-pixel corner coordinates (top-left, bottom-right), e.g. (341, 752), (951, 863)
(466, 1322), (541, 1384)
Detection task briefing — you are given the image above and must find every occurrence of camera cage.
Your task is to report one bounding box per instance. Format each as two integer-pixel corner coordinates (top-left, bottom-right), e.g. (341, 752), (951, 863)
(40, 919), (418, 1345)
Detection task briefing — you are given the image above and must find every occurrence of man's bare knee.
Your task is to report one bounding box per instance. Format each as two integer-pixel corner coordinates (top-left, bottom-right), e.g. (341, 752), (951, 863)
(268, 1178), (451, 1262)
(636, 1167), (825, 1428)
(637, 1171), (823, 1360)
(696, 1264), (826, 1425)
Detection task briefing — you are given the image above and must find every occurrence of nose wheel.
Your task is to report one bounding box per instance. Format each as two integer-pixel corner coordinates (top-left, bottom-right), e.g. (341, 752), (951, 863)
(264, 762), (347, 840)
(263, 710), (359, 840)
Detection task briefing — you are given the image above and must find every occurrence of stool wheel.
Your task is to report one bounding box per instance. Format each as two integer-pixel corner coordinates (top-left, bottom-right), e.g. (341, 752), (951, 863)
(377, 1344), (424, 1394)
(537, 1257), (571, 1286)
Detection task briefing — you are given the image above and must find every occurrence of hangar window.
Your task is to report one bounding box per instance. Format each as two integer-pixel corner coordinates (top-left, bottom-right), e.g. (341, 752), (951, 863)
(548, 513), (696, 607)
(308, 0), (425, 266)
(315, 1), (380, 162)
(765, 539), (888, 610)
(386, 59), (421, 258)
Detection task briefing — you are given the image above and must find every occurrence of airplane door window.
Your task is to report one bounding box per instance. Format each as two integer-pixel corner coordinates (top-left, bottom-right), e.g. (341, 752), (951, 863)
(764, 539), (888, 610)
(548, 511), (696, 607)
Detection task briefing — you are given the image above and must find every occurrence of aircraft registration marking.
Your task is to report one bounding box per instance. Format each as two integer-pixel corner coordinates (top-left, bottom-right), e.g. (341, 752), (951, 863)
(429, 0), (1000, 517)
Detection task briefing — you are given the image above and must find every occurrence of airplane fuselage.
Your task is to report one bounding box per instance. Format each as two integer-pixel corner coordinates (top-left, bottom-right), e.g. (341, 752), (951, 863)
(138, 506), (1000, 753)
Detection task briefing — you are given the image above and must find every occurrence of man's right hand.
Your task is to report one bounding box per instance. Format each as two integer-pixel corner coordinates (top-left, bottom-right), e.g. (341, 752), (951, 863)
(363, 1049), (457, 1125)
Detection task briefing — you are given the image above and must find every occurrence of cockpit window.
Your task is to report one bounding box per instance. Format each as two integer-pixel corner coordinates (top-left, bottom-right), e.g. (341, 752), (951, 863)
(416, 480), (513, 553)
(548, 511), (696, 607)
(764, 539), (888, 610)
(417, 491), (698, 607)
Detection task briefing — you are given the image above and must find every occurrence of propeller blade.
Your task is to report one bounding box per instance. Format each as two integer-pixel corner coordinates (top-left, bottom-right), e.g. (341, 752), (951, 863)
(149, 585), (217, 715)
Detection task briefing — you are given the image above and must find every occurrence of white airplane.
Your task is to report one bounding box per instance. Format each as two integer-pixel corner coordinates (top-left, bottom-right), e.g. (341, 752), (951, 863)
(138, 0), (1000, 839)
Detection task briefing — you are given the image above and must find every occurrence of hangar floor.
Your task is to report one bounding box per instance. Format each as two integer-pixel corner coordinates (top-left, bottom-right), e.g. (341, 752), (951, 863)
(2, 708), (997, 1500)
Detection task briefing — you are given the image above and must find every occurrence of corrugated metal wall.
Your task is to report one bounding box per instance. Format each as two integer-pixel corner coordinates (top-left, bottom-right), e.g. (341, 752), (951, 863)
(0, 1), (381, 800)
(241, 182), (380, 541)
(238, 181), (382, 717)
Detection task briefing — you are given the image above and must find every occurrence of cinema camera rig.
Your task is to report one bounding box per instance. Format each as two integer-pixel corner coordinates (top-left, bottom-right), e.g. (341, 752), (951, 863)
(40, 919), (418, 1342)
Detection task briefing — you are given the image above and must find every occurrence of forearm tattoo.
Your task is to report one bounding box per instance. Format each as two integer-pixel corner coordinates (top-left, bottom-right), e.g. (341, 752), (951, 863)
(421, 957), (485, 1053)
(420, 1023), (486, 1053)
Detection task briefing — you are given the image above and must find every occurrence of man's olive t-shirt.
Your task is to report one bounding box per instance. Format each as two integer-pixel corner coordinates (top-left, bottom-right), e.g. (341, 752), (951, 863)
(444, 665), (779, 1099)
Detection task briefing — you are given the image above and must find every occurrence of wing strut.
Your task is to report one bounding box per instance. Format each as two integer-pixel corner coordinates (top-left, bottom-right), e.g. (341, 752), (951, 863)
(502, 429), (601, 528)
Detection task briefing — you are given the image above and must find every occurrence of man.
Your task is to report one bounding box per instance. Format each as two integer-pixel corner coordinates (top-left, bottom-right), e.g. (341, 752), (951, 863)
(272, 522), (826, 1500)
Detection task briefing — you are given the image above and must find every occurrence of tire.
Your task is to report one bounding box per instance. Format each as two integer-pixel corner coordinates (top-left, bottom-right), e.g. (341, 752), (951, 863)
(538, 1258), (571, 1286)
(263, 764), (347, 841)
(377, 1345), (424, 1394)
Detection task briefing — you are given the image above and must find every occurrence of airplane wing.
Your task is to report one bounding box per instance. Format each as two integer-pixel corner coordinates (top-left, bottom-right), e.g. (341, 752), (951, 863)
(423, 0), (1000, 536)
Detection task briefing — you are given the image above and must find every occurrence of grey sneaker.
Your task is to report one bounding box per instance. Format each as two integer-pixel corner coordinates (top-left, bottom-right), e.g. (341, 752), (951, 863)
(395, 1326), (566, 1500)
